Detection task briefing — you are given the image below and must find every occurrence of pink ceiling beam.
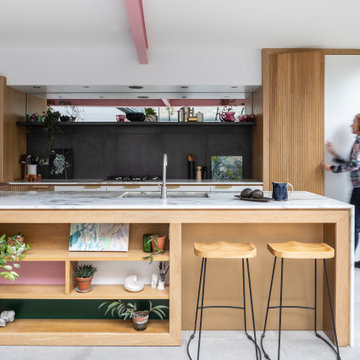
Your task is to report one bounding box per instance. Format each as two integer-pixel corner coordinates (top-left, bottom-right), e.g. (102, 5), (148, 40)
(124, 0), (149, 64)
(162, 98), (172, 107)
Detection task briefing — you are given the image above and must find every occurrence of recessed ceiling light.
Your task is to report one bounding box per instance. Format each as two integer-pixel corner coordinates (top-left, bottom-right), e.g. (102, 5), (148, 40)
(137, 96), (149, 99)
(99, 96), (104, 99)
(33, 86), (41, 89)
(129, 85), (143, 89)
(231, 86), (238, 88)
(58, 96), (62, 99)
(182, 96), (187, 99)
(224, 96), (230, 98)
(83, 86), (90, 89)
(181, 86), (188, 89)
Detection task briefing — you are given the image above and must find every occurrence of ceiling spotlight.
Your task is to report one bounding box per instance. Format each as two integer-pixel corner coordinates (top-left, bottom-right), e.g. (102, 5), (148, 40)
(182, 96), (187, 99)
(32, 86), (41, 89)
(137, 96), (149, 99)
(83, 86), (90, 89)
(99, 96), (104, 99)
(231, 86), (238, 88)
(129, 85), (143, 89)
(224, 96), (230, 98)
(181, 86), (188, 89)
(58, 96), (62, 99)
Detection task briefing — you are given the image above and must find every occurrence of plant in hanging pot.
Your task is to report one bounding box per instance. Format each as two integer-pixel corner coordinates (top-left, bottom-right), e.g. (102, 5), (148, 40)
(42, 107), (61, 155)
(99, 300), (168, 331)
(73, 264), (97, 293)
(144, 108), (158, 123)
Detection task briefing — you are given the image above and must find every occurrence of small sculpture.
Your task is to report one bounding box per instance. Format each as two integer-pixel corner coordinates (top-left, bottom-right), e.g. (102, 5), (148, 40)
(158, 262), (169, 291)
(124, 274), (144, 292)
(0, 310), (15, 327)
(151, 273), (158, 289)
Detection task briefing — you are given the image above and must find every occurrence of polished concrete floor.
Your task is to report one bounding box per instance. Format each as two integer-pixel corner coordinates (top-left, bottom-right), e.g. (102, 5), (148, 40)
(2, 270), (360, 360)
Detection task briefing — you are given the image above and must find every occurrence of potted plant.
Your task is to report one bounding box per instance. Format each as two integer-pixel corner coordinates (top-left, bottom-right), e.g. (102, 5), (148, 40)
(143, 234), (166, 263)
(99, 300), (168, 331)
(42, 107), (61, 154)
(0, 233), (30, 281)
(144, 108), (158, 123)
(73, 264), (97, 293)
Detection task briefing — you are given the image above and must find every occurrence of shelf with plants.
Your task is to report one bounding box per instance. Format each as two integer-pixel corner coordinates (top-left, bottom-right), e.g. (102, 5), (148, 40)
(0, 221), (180, 345)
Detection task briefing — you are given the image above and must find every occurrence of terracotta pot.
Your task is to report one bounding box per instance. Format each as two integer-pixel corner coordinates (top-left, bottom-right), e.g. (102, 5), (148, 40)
(132, 311), (149, 331)
(75, 276), (93, 292)
(151, 235), (166, 254)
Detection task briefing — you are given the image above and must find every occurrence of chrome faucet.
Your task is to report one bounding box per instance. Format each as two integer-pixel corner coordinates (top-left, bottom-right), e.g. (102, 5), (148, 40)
(161, 153), (167, 199)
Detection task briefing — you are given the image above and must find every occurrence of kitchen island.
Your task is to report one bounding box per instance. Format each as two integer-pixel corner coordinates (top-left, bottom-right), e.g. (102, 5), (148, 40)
(0, 191), (352, 347)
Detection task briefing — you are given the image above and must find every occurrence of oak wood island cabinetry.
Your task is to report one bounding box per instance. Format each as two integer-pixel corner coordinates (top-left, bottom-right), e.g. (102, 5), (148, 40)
(0, 190), (352, 347)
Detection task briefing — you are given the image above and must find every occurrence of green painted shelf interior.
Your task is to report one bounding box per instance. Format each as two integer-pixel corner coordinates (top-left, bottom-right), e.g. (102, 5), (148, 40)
(0, 299), (169, 319)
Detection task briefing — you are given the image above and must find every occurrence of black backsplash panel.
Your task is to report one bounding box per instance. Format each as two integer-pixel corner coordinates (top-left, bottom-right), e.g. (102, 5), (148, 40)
(27, 125), (253, 179)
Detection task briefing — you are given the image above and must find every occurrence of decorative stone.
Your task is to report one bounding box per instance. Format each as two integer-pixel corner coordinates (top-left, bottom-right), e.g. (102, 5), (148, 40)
(124, 275), (144, 292)
(0, 319), (6, 327)
(1, 310), (15, 323)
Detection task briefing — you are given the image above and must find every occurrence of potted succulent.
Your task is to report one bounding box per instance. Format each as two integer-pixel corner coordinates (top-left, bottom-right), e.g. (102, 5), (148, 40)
(143, 234), (166, 264)
(99, 300), (168, 331)
(0, 233), (30, 281)
(144, 108), (158, 123)
(73, 264), (97, 293)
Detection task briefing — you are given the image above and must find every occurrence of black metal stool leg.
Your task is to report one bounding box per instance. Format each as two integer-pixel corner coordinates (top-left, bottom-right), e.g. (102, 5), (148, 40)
(242, 259), (248, 333)
(277, 258), (284, 360)
(247, 258), (262, 360)
(196, 258), (207, 360)
(187, 258), (205, 359)
(314, 259), (317, 335)
(261, 257), (277, 359)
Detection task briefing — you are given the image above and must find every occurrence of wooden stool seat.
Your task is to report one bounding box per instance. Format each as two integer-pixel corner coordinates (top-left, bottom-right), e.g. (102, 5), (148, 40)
(267, 241), (334, 259)
(194, 241), (257, 259)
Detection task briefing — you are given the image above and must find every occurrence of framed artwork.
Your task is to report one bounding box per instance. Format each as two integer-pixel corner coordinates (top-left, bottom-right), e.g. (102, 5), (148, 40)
(69, 223), (129, 252)
(48, 148), (73, 179)
(211, 155), (243, 181)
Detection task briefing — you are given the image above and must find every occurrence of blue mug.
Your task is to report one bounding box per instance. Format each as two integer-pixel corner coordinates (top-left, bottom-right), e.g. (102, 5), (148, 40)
(272, 182), (293, 201)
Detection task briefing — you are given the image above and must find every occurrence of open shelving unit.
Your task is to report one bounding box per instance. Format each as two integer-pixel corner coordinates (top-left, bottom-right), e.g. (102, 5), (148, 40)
(16, 121), (256, 127)
(0, 222), (180, 346)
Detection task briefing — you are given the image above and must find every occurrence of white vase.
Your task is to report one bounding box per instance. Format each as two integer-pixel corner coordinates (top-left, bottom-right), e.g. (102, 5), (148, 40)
(27, 164), (37, 176)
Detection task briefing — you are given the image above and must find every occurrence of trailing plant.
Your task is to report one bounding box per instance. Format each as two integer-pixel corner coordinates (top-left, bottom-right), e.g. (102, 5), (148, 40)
(0, 233), (30, 281)
(142, 234), (163, 264)
(73, 264), (97, 278)
(145, 107), (156, 116)
(43, 107), (61, 154)
(98, 300), (168, 320)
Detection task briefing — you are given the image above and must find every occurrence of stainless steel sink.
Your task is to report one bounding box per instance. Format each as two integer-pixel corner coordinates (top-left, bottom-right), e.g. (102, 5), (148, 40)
(118, 191), (209, 199)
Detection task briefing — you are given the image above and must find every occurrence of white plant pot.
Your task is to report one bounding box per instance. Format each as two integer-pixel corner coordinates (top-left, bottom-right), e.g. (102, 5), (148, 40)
(27, 164), (37, 176)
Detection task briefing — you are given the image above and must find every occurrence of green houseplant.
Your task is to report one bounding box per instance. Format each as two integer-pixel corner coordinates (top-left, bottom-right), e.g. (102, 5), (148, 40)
(43, 107), (61, 154)
(99, 300), (168, 331)
(144, 107), (158, 123)
(73, 264), (97, 293)
(142, 234), (166, 264)
(0, 233), (30, 281)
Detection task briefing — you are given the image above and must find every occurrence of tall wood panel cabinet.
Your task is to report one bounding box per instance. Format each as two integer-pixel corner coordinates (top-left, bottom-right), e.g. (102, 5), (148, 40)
(262, 49), (324, 193)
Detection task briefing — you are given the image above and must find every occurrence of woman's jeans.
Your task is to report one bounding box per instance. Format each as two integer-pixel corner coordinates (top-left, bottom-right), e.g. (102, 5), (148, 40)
(350, 187), (360, 250)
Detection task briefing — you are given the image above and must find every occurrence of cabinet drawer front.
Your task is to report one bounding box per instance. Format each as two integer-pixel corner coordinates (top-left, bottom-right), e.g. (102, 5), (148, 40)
(54, 185), (107, 191)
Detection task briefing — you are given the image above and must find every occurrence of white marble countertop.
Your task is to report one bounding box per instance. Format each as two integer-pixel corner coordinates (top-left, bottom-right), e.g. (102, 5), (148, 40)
(0, 191), (352, 210)
(8, 179), (263, 186)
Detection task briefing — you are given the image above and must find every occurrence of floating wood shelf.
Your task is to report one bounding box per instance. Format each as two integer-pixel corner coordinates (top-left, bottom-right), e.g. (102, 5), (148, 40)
(16, 121), (255, 127)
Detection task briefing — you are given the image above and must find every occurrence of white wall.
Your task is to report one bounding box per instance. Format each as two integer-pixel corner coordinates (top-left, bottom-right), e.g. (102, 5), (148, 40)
(0, 47), (261, 86)
(324, 55), (360, 203)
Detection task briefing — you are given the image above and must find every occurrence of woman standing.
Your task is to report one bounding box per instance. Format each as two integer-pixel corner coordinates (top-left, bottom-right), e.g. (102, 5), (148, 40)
(322, 113), (360, 267)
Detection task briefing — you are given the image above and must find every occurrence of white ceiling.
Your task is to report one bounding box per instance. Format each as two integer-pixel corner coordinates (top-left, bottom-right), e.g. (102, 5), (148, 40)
(0, 0), (359, 87)
(1, 0), (359, 49)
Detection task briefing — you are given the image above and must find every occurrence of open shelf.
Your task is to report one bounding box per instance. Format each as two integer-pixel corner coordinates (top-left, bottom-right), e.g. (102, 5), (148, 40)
(17, 121), (255, 127)
(0, 284), (169, 299)
(22, 248), (169, 262)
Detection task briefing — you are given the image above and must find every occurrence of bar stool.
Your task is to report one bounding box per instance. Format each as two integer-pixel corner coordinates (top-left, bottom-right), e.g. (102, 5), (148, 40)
(261, 241), (341, 360)
(187, 241), (261, 360)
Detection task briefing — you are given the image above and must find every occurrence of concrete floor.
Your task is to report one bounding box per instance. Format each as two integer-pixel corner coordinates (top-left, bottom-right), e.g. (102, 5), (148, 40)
(2, 270), (360, 360)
